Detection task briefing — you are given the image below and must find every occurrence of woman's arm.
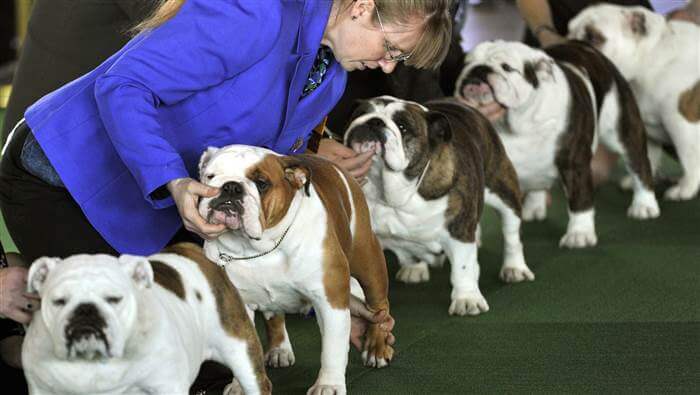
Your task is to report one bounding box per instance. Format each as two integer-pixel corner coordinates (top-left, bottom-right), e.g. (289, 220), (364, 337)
(516, 0), (566, 47)
(94, 0), (282, 208)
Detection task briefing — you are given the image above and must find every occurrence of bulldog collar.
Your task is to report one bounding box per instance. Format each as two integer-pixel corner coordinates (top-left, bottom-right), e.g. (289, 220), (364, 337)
(216, 197), (303, 263)
(391, 159), (432, 207)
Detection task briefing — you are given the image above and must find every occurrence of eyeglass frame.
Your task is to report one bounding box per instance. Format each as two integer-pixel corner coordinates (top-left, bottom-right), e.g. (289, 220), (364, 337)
(374, 5), (415, 63)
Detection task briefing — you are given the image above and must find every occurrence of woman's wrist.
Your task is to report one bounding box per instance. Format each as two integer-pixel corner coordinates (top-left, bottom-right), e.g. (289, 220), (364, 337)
(533, 24), (558, 41)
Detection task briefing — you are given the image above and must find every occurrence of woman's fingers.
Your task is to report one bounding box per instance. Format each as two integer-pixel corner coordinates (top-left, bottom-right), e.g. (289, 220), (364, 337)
(348, 159), (374, 180)
(7, 305), (32, 324)
(187, 179), (220, 197)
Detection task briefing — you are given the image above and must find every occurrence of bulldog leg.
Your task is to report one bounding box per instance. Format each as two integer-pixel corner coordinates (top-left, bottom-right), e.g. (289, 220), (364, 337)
(620, 141), (664, 191)
(263, 313), (295, 368)
(663, 117), (700, 200)
(349, 235), (394, 367)
(484, 189), (535, 283)
(307, 299), (350, 395)
(444, 238), (489, 316)
(556, 151), (598, 248)
(598, 98), (660, 219)
(215, 333), (271, 395)
(522, 191), (548, 221)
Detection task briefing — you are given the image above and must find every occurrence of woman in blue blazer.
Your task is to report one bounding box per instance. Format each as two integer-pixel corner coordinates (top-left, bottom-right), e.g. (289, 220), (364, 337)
(0, 0), (452, 260)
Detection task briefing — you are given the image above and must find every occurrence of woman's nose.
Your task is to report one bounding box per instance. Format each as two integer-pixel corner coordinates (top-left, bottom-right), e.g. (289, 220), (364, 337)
(378, 59), (398, 74)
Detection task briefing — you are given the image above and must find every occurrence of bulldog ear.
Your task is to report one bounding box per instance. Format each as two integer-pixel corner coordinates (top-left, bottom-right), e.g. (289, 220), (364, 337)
(27, 257), (60, 294)
(118, 255), (154, 289)
(627, 10), (647, 37)
(284, 164), (311, 197)
(525, 58), (555, 87)
(426, 111), (452, 148)
(198, 146), (219, 177)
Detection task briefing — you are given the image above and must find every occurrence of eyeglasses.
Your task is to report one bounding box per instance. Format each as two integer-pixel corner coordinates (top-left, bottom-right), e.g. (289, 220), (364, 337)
(374, 6), (414, 63)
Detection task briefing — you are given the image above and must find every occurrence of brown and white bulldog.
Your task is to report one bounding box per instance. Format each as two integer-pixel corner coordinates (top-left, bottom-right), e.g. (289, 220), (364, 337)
(197, 145), (393, 395)
(22, 242), (270, 395)
(345, 96), (534, 316)
(569, 4), (700, 200)
(456, 40), (660, 248)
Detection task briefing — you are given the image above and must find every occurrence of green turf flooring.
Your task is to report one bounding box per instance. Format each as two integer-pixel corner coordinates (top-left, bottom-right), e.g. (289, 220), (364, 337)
(0, 108), (698, 392)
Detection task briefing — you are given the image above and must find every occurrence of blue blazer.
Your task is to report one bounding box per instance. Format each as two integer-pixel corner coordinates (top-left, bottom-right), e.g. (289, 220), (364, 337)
(24, 0), (346, 255)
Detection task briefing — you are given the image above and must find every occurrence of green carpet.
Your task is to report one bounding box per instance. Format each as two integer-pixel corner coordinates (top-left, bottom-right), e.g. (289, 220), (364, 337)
(0, 109), (698, 392)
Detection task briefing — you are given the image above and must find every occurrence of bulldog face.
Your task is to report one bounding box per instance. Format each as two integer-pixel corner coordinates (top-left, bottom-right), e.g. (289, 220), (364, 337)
(455, 40), (555, 110)
(198, 145), (310, 240)
(344, 96), (451, 173)
(568, 5), (663, 79)
(27, 254), (153, 361)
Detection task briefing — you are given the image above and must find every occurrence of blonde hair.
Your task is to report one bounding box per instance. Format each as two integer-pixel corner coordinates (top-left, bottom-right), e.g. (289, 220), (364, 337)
(132, 0), (452, 70)
(130, 0), (184, 34)
(371, 0), (453, 70)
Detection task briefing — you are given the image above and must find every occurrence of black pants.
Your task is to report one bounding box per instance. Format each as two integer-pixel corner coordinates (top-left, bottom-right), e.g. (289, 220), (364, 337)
(0, 121), (200, 262)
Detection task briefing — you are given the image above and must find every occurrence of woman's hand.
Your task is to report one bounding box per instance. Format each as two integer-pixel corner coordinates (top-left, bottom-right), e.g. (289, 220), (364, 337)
(348, 295), (396, 351)
(458, 95), (507, 123)
(167, 177), (227, 240)
(668, 3), (700, 25)
(0, 266), (40, 324)
(316, 139), (374, 182)
(537, 29), (567, 48)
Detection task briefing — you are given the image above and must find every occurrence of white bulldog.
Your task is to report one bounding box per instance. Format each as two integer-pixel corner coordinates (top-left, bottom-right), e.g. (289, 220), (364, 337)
(456, 40), (660, 248)
(569, 4), (700, 200)
(345, 96), (535, 317)
(197, 145), (394, 395)
(22, 243), (270, 395)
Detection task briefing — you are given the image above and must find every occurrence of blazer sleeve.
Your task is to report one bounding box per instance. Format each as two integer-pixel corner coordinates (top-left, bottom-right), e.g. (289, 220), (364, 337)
(94, 0), (282, 208)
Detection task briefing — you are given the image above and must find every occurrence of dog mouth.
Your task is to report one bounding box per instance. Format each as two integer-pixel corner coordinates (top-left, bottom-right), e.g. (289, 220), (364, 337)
(346, 122), (388, 158)
(208, 199), (243, 229)
(65, 325), (111, 361)
(459, 77), (507, 109)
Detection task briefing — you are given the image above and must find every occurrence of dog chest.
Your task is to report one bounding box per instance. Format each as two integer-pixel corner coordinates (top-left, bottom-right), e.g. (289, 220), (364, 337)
(223, 259), (314, 313)
(497, 129), (560, 191)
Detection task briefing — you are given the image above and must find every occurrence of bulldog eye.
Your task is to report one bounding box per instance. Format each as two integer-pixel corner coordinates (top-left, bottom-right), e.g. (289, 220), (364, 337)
(53, 298), (67, 307)
(205, 174), (215, 181)
(105, 296), (123, 305)
(501, 63), (515, 72)
(396, 122), (407, 133)
(255, 179), (269, 193)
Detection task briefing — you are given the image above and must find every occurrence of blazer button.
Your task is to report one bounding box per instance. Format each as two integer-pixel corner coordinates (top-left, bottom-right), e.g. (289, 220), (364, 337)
(291, 137), (304, 152)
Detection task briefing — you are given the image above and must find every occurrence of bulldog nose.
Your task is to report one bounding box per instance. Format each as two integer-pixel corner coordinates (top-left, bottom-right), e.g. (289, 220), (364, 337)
(367, 117), (385, 129)
(221, 181), (245, 199)
(66, 303), (105, 336)
(73, 302), (99, 317)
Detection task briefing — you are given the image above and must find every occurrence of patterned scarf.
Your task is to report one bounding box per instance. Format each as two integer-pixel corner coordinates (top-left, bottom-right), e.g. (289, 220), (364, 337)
(301, 45), (334, 98)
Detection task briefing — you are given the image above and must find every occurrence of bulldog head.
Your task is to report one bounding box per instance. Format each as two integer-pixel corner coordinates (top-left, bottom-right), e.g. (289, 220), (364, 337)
(197, 145), (310, 240)
(455, 40), (555, 110)
(343, 95), (452, 173)
(27, 254), (153, 361)
(568, 4), (665, 79)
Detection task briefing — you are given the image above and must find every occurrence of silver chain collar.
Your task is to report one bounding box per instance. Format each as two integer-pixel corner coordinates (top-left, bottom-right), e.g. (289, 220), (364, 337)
(216, 198), (303, 264)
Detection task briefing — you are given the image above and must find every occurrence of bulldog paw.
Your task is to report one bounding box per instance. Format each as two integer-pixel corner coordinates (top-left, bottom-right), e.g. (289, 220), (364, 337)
(395, 262), (430, 283)
(361, 324), (394, 368)
(307, 383), (346, 395)
(522, 192), (547, 222)
(265, 346), (295, 368)
(559, 231), (597, 248)
(499, 265), (535, 283)
(664, 183), (698, 201)
(448, 293), (490, 316)
(223, 379), (244, 395)
(619, 175), (634, 191)
(627, 198), (660, 220)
